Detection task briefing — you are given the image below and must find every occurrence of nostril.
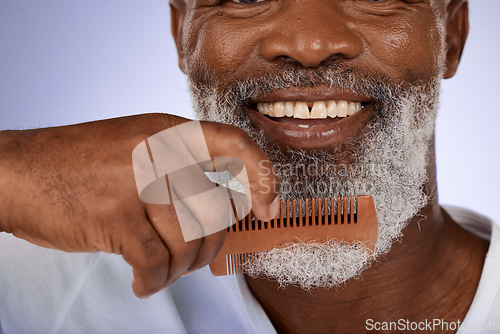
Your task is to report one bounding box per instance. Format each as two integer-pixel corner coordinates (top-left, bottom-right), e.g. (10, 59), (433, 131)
(259, 16), (364, 68)
(272, 55), (305, 66)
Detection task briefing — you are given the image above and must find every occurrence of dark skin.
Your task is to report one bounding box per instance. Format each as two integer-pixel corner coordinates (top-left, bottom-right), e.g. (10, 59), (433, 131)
(0, 0), (488, 332)
(169, 0), (489, 332)
(245, 145), (489, 333)
(0, 115), (280, 298)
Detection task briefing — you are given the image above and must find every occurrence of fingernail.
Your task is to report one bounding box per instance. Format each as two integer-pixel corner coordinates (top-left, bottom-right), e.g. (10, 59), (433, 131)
(181, 271), (194, 278)
(135, 289), (154, 299)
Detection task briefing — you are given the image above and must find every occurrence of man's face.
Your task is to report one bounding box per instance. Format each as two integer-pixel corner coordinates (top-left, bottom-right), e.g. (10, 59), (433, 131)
(174, 0), (451, 155)
(171, 0), (467, 288)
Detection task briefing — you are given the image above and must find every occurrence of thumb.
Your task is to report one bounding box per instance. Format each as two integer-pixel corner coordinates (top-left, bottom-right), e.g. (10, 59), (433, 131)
(201, 122), (280, 222)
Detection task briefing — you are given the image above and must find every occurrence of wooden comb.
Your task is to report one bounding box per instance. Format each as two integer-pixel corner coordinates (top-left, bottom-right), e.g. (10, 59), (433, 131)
(209, 195), (378, 276)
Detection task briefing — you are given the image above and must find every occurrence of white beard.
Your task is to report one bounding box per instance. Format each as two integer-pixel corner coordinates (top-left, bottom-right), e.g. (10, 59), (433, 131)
(187, 62), (442, 289)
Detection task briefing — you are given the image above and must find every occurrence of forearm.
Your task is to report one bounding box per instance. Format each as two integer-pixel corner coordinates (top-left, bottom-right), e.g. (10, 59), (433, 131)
(0, 129), (25, 234)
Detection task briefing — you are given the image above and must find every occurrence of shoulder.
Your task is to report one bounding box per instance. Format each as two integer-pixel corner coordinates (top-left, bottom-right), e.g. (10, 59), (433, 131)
(451, 207), (500, 333)
(442, 205), (496, 241)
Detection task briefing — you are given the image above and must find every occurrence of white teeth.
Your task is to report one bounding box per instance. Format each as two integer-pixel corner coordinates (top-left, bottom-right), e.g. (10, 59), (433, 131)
(347, 102), (357, 116)
(298, 124), (309, 128)
(273, 102), (285, 117)
(257, 101), (363, 119)
(337, 100), (348, 117)
(261, 103), (270, 115)
(284, 102), (294, 117)
(310, 101), (327, 119)
(327, 100), (338, 118)
(294, 102), (310, 119)
(258, 103), (267, 115)
(268, 103), (276, 117)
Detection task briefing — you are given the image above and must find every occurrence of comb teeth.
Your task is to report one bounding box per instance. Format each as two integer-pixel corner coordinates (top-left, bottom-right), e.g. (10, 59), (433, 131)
(226, 253), (257, 275)
(230, 196), (357, 232)
(209, 195), (378, 276)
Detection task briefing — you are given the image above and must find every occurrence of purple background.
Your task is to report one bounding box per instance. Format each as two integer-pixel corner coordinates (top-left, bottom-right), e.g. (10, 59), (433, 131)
(1, 1), (499, 226)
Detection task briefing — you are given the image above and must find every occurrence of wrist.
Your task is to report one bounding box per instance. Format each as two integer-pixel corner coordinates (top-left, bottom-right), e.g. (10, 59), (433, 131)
(0, 130), (18, 233)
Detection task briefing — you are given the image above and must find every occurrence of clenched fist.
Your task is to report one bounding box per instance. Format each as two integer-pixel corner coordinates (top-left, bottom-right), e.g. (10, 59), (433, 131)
(0, 113), (279, 298)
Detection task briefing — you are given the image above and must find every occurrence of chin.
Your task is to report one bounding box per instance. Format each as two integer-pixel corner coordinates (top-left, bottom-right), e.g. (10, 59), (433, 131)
(189, 62), (442, 288)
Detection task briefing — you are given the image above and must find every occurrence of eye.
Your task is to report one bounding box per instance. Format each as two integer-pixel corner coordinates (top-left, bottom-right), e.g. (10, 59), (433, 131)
(364, 0), (392, 3)
(357, 0), (416, 3)
(352, 0), (406, 13)
(229, 0), (267, 4)
(356, 0), (396, 3)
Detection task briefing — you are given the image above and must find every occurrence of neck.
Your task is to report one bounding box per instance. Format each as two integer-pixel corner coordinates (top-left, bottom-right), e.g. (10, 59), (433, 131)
(245, 152), (489, 333)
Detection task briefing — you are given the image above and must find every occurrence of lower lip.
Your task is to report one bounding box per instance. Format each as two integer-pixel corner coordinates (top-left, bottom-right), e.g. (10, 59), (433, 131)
(247, 105), (375, 150)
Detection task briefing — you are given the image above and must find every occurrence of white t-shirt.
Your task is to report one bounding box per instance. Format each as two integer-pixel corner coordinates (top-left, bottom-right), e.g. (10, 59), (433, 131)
(0, 207), (498, 334)
(446, 207), (500, 334)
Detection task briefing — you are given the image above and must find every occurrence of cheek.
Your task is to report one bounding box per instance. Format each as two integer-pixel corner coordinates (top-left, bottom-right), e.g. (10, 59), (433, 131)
(185, 16), (263, 79)
(359, 19), (444, 83)
(184, 5), (446, 86)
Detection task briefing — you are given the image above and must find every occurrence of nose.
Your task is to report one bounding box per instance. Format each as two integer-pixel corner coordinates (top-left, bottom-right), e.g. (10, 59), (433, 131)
(259, 2), (363, 68)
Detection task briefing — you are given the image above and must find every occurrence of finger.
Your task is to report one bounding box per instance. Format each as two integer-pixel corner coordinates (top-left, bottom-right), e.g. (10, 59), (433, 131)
(119, 219), (171, 299)
(202, 122), (280, 221)
(138, 120), (244, 234)
(187, 229), (226, 273)
(208, 156), (252, 221)
(168, 164), (235, 240)
(145, 201), (203, 285)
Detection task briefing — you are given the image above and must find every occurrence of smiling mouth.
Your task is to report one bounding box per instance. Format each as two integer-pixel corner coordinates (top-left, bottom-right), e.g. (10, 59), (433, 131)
(252, 100), (368, 128)
(247, 96), (375, 150)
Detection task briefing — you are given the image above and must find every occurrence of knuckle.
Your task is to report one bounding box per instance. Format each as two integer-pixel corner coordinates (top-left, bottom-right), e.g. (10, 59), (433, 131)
(230, 127), (253, 151)
(144, 255), (169, 274)
(169, 239), (201, 263)
(135, 235), (169, 271)
(203, 121), (255, 152)
(157, 112), (186, 129)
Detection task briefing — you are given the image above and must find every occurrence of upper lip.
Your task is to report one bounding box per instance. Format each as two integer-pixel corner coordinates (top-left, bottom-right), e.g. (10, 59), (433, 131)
(247, 86), (373, 104)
